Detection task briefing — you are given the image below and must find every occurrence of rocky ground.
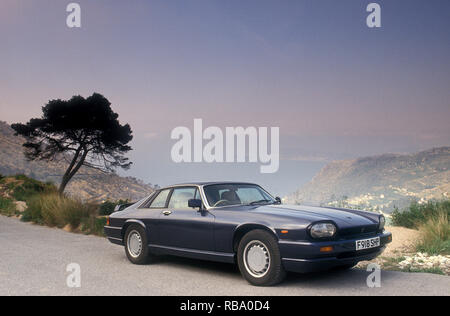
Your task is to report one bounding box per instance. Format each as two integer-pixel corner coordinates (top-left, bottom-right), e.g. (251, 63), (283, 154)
(358, 226), (450, 275)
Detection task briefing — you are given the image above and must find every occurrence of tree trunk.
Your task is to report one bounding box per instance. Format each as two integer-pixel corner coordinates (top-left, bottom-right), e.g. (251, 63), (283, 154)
(58, 176), (70, 195)
(58, 149), (88, 194)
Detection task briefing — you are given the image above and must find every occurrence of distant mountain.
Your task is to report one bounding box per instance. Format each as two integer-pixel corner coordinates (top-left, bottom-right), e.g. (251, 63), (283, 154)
(285, 147), (450, 212)
(0, 121), (154, 202)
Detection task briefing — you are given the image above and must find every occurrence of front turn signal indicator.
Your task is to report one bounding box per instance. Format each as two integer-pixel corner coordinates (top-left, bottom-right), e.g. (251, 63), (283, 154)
(320, 246), (334, 253)
(106, 217), (110, 226)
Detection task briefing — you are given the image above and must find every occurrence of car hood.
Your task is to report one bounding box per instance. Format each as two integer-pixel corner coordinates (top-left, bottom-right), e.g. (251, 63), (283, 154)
(251, 204), (377, 228)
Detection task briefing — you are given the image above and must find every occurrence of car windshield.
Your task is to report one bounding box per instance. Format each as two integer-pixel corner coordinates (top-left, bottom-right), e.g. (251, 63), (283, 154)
(203, 184), (275, 207)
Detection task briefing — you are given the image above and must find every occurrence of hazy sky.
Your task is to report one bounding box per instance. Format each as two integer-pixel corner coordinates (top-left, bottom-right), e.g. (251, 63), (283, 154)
(1, 0), (449, 196)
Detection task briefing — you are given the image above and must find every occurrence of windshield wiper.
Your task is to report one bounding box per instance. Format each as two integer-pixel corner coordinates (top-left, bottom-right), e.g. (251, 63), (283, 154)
(249, 199), (273, 206)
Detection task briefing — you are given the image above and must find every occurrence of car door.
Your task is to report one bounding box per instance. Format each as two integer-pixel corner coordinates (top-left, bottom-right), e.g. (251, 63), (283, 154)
(158, 186), (215, 251)
(135, 188), (172, 245)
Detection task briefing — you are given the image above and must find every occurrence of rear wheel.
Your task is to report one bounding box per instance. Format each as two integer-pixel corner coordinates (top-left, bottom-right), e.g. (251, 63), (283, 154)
(124, 225), (153, 264)
(237, 229), (286, 286)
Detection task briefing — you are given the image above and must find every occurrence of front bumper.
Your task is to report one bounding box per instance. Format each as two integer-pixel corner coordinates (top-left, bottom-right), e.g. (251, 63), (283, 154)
(279, 231), (392, 273)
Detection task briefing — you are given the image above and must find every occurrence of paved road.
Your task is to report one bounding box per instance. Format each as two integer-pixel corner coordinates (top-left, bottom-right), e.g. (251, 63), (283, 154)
(0, 216), (448, 296)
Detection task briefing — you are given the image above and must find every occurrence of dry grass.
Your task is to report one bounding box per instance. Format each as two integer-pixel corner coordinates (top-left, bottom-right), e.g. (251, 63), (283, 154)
(417, 211), (450, 255)
(21, 193), (106, 235)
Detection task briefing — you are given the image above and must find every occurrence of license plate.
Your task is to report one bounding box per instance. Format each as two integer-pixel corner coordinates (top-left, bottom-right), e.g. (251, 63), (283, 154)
(355, 237), (380, 251)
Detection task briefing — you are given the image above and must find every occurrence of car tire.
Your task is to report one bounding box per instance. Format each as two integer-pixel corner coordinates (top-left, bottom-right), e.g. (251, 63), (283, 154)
(237, 229), (286, 286)
(124, 225), (153, 264)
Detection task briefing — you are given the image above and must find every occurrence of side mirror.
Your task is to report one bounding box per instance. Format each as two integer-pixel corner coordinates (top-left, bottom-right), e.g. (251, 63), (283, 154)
(188, 199), (202, 209)
(275, 197), (282, 204)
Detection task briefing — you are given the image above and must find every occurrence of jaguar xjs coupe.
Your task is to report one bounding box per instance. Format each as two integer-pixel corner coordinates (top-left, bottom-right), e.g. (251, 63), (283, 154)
(104, 182), (392, 286)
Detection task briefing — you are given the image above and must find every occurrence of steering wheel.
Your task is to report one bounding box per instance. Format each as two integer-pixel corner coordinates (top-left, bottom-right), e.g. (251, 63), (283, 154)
(213, 200), (230, 207)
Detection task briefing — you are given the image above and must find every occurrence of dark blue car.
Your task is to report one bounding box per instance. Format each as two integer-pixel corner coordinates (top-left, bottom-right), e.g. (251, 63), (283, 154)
(104, 182), (392, 286)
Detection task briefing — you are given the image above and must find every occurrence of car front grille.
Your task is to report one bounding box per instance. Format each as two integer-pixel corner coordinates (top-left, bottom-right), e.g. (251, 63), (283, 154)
(338, 224), (379, 239)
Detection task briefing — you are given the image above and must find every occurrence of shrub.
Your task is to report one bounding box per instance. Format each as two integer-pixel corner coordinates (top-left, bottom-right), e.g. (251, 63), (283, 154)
(391, 200), (450, 256)
(14, 174), (29, 181)
(0, 196), (17, 216)
(416, 211), (450, 255)
(11, 177), (57, 202)
(21, 195), (44, 224)
(12, 177), (113, 238)
(62, 199), (93, 228)
(81, 216), (107, 236)
(21, 193), (95, 229)
(99, 201), (116, 216)
(98, 199), (130, 216)
(391, 200), (450, 229)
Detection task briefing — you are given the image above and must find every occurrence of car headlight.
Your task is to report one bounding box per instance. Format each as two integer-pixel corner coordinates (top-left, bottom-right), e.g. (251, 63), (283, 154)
(379, 216), (385, 230)
(310, 223), (337, 238)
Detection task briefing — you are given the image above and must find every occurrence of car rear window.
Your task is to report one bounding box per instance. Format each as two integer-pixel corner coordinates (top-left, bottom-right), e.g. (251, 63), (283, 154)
(149, 189), (171, 208)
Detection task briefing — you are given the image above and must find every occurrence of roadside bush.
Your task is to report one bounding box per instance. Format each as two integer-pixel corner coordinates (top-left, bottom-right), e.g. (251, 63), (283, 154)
(391, 200), (450, 256)
(8, 174), (111, 237)
(10, 176), (57, 202)
(98, 199), (129, 216)
(14, 174), (29, 181)
(22, 193), (95, 228)
(416, 211), (450, 255)
(21, 194), (44, 224)
(81, 216), (107, 236)
(391, 200), (450, 229)
(99, 201), (116, 216)
(0, 196), (17, 217)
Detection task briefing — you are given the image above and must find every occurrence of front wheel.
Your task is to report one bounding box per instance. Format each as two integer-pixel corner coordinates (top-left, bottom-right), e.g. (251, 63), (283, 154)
(124, 225), (153, 264)
(237, 230), (286, 286)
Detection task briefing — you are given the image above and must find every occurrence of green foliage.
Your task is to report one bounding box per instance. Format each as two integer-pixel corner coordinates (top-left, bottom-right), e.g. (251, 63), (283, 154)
(0, 196), (17, 217)
(22, 193), (96, 228)
(81, 216), (107, 236)
(7, 175), (57, 202)
(20, 195), (43, 224)
(417, 240), (450, 256)
(21, 192), (106, 236)
(402, 266), (445, 275)
(0, 175), (106, 237)
(98, 199), (129, 216)
(416, 211), (450, 255)
(392, 200), (450, 255)
(14, 174), (29, 181)
(391, 200), (450, 229)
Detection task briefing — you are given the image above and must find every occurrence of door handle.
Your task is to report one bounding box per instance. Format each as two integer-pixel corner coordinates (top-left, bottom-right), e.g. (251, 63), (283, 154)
(163, 210), (172, 216)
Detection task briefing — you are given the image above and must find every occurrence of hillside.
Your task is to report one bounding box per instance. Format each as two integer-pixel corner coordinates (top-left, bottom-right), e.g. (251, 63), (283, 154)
(0, 121), (153, 202)
(285, 147), (450, 212)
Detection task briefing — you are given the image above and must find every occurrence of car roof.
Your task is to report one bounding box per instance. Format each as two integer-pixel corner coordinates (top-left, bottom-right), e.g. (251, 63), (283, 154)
(159, 181), (258, 189)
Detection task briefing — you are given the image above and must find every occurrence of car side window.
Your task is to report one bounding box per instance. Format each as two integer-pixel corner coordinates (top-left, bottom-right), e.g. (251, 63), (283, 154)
(168, 187), (197, 209)
(138, 191), (157, 208)
(149, 189), (171, 208)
